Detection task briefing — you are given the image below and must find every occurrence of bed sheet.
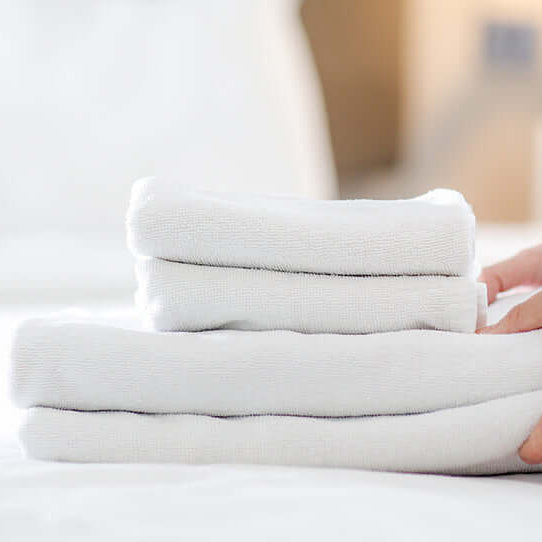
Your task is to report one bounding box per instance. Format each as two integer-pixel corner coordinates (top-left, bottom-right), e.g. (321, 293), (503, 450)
(2, 432), (542, 540)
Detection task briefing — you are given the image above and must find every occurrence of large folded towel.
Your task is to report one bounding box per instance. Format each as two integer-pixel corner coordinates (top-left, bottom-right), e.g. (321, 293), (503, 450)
(10, 294), (540, 418)
(127, 178), (475, 276)
(135, 258), (486, 334)
(19, 392), (542, 475)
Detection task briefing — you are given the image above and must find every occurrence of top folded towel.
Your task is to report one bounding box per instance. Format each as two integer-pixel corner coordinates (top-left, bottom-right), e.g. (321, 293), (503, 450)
(127, 178), (475, 276)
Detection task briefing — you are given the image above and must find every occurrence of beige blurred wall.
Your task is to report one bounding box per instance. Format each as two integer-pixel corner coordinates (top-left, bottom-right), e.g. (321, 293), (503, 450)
(303, 0), (542, 222)
(301, 0), (402, 178)
(403, 0), (542, 149)
(403, 0), (542, 221)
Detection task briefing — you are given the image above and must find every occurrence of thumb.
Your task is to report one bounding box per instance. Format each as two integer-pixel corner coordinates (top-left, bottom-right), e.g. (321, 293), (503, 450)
(477, 291), (542, 334)
(519, 415), (542, 465)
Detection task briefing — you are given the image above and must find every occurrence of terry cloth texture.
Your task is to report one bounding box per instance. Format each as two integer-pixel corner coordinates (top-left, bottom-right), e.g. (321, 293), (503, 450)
(127, 178), (476, 277)
(135, 258), (487, 334)
(10, 308), (541, 418)
(19, 393), (542, 475)
(11, 290), (542, 474)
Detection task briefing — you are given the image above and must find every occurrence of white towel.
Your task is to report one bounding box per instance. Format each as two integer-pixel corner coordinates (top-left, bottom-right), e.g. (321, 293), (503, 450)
(10, 295), (540, 418)
(127, 178), (476, 277)
(135, 258), (486, 334)
(19, 392), (542, 475)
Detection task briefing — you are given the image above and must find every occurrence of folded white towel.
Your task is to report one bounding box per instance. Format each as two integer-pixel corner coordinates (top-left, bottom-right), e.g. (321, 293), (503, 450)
(10, 295), (540, 418)
(20, 392), (542, 474)
(127, 178), (475, 276)
(135, 258), (486, 333)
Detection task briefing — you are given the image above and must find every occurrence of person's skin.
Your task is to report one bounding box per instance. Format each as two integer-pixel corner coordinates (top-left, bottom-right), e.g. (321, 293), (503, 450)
(477, 244), (542, 464)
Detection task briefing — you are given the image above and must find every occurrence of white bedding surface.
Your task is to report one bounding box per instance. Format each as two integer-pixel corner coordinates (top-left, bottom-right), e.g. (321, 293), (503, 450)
(1, 431), (542, 540)
(2, 229), (542, 538)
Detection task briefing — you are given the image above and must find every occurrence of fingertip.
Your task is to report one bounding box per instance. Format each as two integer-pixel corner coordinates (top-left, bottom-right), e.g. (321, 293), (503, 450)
(477, 267), (493, 281)
(518, 449), (542, 465)
(519, 429), (542, 465)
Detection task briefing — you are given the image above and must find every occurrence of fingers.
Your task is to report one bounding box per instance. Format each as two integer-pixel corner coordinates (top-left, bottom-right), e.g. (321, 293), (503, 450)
(478, 246), (542, 305)
(479, 246), (542, 463)
(477, 290), (542, 334)
(519, 416), (542, 465)
(478, 268), (502, 305)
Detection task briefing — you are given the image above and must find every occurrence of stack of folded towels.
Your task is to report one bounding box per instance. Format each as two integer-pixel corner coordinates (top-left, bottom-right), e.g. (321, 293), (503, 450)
(10, 178), (542, 474)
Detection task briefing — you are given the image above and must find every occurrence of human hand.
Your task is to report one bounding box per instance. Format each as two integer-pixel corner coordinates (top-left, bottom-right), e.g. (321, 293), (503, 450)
(477, 245), (542, 334)
(477, 244), (542, 464)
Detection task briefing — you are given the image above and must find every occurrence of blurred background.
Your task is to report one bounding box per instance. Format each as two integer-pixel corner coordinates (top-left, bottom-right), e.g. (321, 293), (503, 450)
(302, 0), (542, 217)
(2, 0), (542, 304)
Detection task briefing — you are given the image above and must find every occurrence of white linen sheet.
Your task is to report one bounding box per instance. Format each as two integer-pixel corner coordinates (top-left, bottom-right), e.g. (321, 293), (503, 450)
(19, 391), (542, 475)
(10, 300), (541, 417)
(3, 430), (542, 540)
(135, 257), (486, 333)
(127, 178), (476, 276)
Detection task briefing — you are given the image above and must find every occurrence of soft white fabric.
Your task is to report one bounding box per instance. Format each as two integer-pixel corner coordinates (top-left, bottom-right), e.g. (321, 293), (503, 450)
(19, 391), (542, 475)
(135, 258), (486, 333)
(127, 178), (475, 276)
(11, 292), (542, 474)
(5, 306), (542, 539)
(10, 295), (541, 418)
(5, 261), (542, 539)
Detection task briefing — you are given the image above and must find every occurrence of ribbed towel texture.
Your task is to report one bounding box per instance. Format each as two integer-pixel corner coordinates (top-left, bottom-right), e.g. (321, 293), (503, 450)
(13, 179), (539, 475)
(127, 177), (475, 276)
(13, 310), (542, 418)
(20, 392), (542, 475)
(135, 258), (487, 333)
(11, 294), (542, 474)
(129, 178), (484, 334)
